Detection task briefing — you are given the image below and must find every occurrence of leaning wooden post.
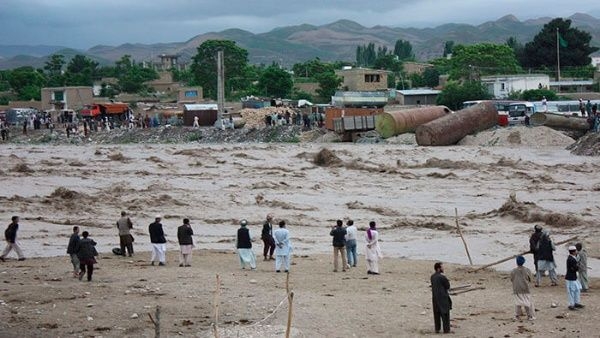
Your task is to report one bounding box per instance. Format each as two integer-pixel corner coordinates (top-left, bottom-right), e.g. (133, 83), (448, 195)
(212, 274), (221, 338)
(285, 271), (294, 338)
(155, 306), (161, 338)
(471, 236), (579, 272)
(455, 208), (473, 265)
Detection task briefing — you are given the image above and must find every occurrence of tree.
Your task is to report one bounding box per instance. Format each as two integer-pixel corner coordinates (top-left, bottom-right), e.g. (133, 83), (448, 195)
(436, 81), (492, 111)
(521, 18), (599, 69)
(292, 58), (335, 79)
(519, 89), (558, 101)
(448, 43), (521, 80)
(64, 55), (99, 86)
(7, 67), (47, 100)
(393, 39), (414, 61)
(114, 55), (158, 93)
(258, 64), (293, 98)
(315, 72), (342, 101)
(443, 41), (454, 57)
(190, 40), (249, 99)
(356, 43), (377, 67)
(44, 54), (65, 87)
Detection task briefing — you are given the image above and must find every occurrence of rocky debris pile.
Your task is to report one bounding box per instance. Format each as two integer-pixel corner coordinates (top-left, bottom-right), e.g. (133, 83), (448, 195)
(354, 130), (384, 144)
(458, 126), (575, 147)
(385, 133), (417, 145)
(239, 107), (303, 128)
(568, 132), (600, 156)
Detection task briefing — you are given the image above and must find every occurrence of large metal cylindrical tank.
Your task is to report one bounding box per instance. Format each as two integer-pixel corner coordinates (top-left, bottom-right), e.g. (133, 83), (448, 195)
(415, 101), (498, 146)
(375, 106), (452, 138)
(530, 112), (590, 131)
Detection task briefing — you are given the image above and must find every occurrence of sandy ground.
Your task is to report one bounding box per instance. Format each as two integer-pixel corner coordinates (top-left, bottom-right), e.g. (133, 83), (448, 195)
(0, 137), (599, 336)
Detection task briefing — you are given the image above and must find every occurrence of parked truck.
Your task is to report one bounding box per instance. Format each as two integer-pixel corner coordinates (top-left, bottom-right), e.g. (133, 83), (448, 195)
(80, 102), (130, 121)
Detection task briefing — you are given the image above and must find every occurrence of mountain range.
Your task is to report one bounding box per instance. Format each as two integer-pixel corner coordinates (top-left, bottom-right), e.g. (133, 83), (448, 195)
(1, 13), (599, 70)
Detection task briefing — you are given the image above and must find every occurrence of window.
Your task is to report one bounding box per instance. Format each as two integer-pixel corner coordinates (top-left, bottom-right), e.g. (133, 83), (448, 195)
(500, 83), (506, 91)
(53, 91), (64, 101)
(364, 74), (381, 83)
(184, 90), (198, 98)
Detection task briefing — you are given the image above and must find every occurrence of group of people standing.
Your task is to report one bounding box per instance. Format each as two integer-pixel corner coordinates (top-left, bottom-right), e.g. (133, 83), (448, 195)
(329, 219), (382, 274)
(522, 224), (588, 316)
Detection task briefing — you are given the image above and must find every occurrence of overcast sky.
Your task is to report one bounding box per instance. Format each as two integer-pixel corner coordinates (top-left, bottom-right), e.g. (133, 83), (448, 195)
(1, 0), (599, 49)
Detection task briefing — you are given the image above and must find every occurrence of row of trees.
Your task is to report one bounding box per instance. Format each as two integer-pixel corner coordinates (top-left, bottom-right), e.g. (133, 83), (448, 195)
(0, 18), (596, 108)
(0, 54), (159, 103)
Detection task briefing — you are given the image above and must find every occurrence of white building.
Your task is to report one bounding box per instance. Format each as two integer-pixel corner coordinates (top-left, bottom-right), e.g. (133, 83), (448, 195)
(480, 74), (550, 99)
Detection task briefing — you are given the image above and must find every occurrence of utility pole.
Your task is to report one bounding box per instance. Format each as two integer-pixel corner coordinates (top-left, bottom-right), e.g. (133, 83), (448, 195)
(215, 49), (225, 129)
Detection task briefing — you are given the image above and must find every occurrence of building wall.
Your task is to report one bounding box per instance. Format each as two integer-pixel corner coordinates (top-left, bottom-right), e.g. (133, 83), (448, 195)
(178, 87), (204, 103)
(293, 82), (320, 96)
(403, 62), (434, 76)
(40, 86), (94, 111)
(7, 100), (42, 110)
(481, 75), (549, 99)
(335, 68), (389, 91)
(398, 94), (438, 106)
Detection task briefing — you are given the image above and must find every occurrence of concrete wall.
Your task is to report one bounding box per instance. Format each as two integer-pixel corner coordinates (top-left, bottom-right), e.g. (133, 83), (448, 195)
(335, 68), (389, 91)
(40, 86), (94, 111)
(178, 87), (204, 103)
(481, 75), (550, 99)
(397, 94), (438, 106)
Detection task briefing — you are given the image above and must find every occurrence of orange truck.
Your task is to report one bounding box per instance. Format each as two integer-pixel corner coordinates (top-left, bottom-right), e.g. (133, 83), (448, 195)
(80, 103), (130, 120)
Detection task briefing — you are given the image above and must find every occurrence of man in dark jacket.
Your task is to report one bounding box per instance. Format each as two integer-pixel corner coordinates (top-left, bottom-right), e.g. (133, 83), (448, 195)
(261, 214), (275, 261)
(66, 226), (80, 277)
(149, 215), (167, 266)
(431, 262), (452, 334)
(528, 225), (543, 273)
(566, 246), (584, 310)
(75, 231), (97, 282)
(177, 218), (194, 267)
(330, 220), (347, 272)
(1, 216), (25, 261)
(236, 219), (256, 270)
(535, 230), (558, 286)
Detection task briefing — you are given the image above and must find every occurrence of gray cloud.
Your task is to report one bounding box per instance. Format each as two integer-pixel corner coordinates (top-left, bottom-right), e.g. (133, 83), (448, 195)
(0, 0), (598, 48)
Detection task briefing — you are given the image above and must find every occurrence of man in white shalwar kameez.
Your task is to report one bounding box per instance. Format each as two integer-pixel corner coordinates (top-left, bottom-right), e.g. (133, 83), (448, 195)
(236, 220), (256, 270)
(273, 220), (292, 272)
(365, 221), (382, 275)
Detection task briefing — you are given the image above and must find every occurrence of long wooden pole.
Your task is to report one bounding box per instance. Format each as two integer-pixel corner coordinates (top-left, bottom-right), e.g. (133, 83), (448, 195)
(213, 274), (221, 338)
(285, 272), (294, 338)
(471, 236), (578, 272)
(455, 208), (473, 265)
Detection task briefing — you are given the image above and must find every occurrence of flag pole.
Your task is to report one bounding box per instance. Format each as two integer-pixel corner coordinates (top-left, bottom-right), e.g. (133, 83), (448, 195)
(556, 28), (561, 82)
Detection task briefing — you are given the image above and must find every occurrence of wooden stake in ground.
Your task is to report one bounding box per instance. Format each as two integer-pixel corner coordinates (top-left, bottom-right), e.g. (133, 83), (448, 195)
(471, 236), (578, 272)
(285, 272), (294, 338)
(147, 305), (161, 338)
(213, 274), (221, 338)
(455, 208), (473, 265)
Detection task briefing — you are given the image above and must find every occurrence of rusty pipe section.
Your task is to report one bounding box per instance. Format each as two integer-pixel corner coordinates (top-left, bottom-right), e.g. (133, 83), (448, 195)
(530, 112), (590, 131)
(415, 101), (498, 146)
(375, 106), (452, 138)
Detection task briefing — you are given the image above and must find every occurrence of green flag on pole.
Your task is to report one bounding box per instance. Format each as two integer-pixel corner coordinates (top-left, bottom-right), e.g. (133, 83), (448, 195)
(558, 33), (568, 48)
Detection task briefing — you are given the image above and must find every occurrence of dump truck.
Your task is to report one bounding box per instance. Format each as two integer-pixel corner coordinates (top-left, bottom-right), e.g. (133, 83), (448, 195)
(80, 102), (130, 120)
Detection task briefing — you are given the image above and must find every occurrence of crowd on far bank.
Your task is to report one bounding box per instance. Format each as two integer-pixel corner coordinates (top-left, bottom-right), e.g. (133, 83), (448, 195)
(0, 214), (591, 334)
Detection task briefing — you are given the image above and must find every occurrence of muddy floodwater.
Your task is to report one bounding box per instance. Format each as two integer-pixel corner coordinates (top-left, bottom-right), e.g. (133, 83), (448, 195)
(1, 142), (598, 276)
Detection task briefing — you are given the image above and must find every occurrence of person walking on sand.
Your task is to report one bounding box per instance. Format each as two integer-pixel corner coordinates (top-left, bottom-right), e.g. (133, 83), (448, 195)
(535, 229), (558, 287)
(529, 225), (543, 273)
(149, 215), (167, 266)
(365, 221), (382, 275)
(330, 219), (347, 272)
(236, 219), (256, 270)
(566, 246), (584, 310)
(0, 216), (25, 262)
(575, 243), (588, 292)
(66, 226), (80, 277)
(116, 211), (134, 257)
(75, 231), (97, 282)
(345, 220), (358, 268)
(431, 262), (452, 334)
(510, 256), (535, 321)
(177, 218), (194, 267)
(193, 115), (199, 128)
(273, 220), (291, 272)
(261, 214), (276, 261)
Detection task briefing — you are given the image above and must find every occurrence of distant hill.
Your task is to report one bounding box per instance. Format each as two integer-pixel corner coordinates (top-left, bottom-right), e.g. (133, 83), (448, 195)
(1, 13), (599, 69)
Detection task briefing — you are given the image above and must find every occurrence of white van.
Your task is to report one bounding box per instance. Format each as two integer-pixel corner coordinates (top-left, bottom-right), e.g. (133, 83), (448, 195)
(508, 102), (536, 125)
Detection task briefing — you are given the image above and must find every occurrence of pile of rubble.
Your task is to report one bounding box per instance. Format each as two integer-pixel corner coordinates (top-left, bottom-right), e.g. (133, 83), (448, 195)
(568, 132), (600, 156)
(239, 107), (304, 128)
